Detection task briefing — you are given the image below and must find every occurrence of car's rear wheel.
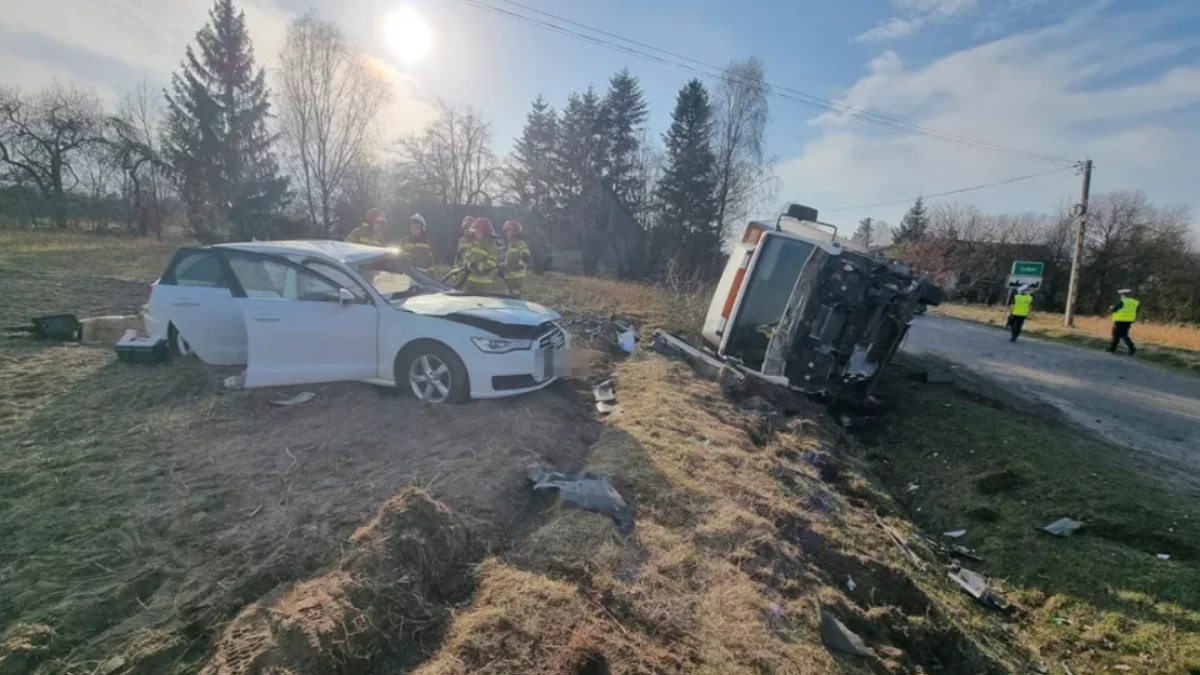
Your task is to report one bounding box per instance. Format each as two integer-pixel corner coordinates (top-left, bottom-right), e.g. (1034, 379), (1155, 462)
(397, 342), (469, 404)
(168, 323), (192, 358)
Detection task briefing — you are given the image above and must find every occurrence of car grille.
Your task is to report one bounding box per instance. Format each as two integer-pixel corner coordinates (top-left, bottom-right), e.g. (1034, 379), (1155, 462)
(538, 323), (567, 350)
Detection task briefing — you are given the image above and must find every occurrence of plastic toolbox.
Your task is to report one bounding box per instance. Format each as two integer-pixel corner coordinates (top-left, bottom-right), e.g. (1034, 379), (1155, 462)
(115, 333), (170, 365)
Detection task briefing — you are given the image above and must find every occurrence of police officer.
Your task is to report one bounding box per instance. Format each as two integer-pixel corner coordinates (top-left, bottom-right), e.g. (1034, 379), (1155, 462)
(1007, 284), (1034, 342)
(1109, 289), (1139, 355)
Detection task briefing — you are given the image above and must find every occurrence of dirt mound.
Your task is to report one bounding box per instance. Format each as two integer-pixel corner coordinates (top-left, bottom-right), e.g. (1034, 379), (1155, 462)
(201, 489), (484, 675)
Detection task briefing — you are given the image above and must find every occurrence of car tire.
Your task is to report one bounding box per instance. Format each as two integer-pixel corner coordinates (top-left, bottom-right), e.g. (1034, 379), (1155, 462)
(168, 323), (193, 358)
(396, 341), (470, 404)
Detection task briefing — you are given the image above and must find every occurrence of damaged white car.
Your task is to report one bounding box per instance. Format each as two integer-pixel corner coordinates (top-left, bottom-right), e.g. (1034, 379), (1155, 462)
(145, 241), (569, 403)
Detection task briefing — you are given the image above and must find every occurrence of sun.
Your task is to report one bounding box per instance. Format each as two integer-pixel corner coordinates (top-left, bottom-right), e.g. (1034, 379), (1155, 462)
(384, 6), (432, 66)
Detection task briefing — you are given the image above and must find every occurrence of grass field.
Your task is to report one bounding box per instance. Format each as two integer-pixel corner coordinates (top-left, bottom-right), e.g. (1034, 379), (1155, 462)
(2, 230), (1198, 674)
(934, 303), (1200, 373)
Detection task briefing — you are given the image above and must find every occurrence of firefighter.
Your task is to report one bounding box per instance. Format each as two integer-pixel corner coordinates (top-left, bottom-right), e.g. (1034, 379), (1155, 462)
(1109, 289), (1139, 355)
(1007, 285), (1034, 342)
(399, 213), (433, 270)
(503, 220), (531, 297)
(452, 216), (475, 289)
(463, 217), (499, 295)
(347, 208), (387, 246)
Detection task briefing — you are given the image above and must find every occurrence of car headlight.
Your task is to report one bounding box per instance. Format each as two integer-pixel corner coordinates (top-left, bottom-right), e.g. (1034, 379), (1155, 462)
(471, 337), (533, 354)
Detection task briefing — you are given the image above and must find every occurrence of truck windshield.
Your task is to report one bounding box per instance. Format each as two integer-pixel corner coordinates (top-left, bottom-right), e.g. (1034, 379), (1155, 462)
(724, 234), (816, 369)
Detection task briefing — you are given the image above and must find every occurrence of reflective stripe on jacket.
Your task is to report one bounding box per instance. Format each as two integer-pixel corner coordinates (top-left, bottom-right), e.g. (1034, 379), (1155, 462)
(505, 240), (531, 280)
(399, 236), (433, 268)
(1112, 298), (1140, 323)
(346, 224), (382, 247)
(1011, 293), (1033, 317)
(455, 236), (473, 266)
(466, 241), (499, 284)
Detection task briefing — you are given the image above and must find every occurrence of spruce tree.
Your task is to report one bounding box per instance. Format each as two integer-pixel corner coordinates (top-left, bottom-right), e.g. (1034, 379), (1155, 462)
(894, 197), (929, 244)
(556, 87), (607, 273)
(601, 69), (648, 210)
(510, 96), (560, 242)
(164, 0), (288, 242)
(655, 79), (718, 274)
(853, 217), (874, 248)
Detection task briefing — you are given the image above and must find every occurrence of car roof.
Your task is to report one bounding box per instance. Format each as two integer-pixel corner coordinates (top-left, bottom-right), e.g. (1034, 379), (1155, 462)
(213, 240), (396, 265)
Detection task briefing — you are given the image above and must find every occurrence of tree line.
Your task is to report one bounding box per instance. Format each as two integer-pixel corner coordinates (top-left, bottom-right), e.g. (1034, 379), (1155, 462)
(0, 0), (772, 282)
(883, 193), (1200, 322)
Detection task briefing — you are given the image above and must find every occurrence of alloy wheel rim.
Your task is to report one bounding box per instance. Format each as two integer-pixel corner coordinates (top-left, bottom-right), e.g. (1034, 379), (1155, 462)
(408, 354), (451, 402)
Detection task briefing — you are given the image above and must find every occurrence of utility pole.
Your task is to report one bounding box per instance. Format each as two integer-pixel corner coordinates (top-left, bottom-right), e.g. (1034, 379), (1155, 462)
(1063, 159), (1092, 327)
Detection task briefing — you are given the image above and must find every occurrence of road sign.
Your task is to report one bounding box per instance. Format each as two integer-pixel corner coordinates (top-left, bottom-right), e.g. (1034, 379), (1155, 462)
(1011, 261), (1044, 276)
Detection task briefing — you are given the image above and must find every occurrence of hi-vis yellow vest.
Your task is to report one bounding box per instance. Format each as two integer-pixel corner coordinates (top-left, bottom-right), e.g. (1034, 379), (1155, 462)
(1011, 293), (1033, 317)
(1113, 298), (1140, 322)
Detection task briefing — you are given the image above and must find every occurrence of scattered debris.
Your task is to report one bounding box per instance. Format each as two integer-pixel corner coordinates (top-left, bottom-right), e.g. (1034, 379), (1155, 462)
(769, 603), (782, 618)
(223, 375), (245, 390)
(593, 379), (616, 403)
(526, 465), (634, 533)
(1052, 617), (1072, 626)
(271, 392), (315, 406)
(819, 608), (871, 657)
(651, 329), (731, 380)
(563, 314), (640, 354)
(905, 482), (920, 492)
(3, 314), (82, 341)
(944, 529), (968, 538)
(114, 334), (169, 364)
(950, 545), (984, 562)
(1157, 553), (1171, 560)
(615, 323), (637, 353)
(947, 565), (1011, 612)
(878, 519), (924, 568)
(596, 401), (623, 416)
(80, 315), (142, 344)
(846, 576), (857, 592)
(839, 413), (877, 430)
(1061, 661), (1076, 675)
(1043, 517), (1084, 537)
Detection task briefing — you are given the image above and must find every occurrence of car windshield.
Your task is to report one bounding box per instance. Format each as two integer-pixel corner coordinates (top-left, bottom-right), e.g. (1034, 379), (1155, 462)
(352, 257), (450, 300)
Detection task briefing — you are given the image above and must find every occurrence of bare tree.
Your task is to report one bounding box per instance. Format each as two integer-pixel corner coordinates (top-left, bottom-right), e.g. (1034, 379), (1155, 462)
(393, 101), (498, 205)
(278, 12), (391, 235)
(712, 57), (772, 238)
(108, 81), (168, 237)
(0, 83), (101, 228)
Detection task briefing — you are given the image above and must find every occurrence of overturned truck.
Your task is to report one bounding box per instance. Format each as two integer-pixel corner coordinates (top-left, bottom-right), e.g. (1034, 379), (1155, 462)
(695, 203), (943, 401)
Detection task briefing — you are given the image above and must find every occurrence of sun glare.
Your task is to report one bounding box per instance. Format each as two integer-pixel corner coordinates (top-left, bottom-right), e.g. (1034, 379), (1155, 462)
(385, 6), (432, 66)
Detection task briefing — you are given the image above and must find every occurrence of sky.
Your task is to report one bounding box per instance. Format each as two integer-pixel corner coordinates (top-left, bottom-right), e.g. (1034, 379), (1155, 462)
(2, 0), (1199, 230)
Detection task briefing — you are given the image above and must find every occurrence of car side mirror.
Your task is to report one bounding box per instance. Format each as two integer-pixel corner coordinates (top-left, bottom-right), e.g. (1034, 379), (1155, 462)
(337, 288), (356, 305)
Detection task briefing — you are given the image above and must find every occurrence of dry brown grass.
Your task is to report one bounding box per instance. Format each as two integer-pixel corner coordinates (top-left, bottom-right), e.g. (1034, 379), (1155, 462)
(936, 303), (1200, 351)
(525, 272), (712, 340)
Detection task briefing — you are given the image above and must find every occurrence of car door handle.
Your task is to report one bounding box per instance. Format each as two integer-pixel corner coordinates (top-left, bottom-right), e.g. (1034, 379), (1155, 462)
(251, 315), (281, 323)
(170, 301), (200, 307)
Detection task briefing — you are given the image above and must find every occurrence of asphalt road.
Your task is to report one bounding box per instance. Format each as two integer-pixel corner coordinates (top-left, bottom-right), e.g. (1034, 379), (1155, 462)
(903, 314), (1200, 485)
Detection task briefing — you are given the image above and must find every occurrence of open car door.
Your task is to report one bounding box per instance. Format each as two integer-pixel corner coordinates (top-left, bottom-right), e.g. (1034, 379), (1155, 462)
(224, 252), (379, 388)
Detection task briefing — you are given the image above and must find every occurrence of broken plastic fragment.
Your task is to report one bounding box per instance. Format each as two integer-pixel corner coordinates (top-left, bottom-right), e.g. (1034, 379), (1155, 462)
(846, 576), (857, 592)
(1157, 553), (1171, 560)
(526, 465), (634, 533)
(1043, 517), (1083, 537)
(596, 401), (623, 415)
(943, 529), (967, 538)
(593, 380), (616, 403)
(271, 391), (315, 406)
(223, 375), (245, 389)
(948, 565), (1010, 612)
(950, 545), (983, 562)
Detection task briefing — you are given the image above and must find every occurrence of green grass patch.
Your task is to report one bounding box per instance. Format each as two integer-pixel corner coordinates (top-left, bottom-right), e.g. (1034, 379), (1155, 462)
(871, 366), (1200, 674)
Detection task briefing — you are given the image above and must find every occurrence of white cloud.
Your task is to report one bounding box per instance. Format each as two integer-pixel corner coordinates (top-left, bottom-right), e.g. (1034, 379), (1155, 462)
(854, 0), (983, 42)
(784, 7), (1200, 227)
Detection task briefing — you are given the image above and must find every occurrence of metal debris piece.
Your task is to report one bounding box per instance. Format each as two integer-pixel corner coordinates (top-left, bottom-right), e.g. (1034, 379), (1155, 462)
(944, 529), (968, 538)
(650, 329), (731, 379)
(526, 465), (634, 533)
(948, 565), (1011, 612)
(1043, 517), (1084, 537)
(596, 401), (623, 416)
(593, 380), (616, 403)
(879, 520), (924, 568)
(819, 609), (871, 657)
(614, 323), (637, 353)
(950, 545), (984, 562)
(1157, 553), (1171, 560)
(272, 392), (315, 406)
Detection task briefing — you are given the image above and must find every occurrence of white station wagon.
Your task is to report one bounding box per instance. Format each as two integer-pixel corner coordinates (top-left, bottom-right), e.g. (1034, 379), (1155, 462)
(144, 240), (569, 403)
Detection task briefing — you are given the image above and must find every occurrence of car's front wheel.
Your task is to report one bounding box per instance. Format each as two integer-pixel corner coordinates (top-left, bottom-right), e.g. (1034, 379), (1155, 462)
(396, 342), (469, 404)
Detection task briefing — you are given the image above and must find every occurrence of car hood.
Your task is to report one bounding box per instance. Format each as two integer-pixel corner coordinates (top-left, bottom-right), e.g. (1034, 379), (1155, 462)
(399, 293), (560, 326)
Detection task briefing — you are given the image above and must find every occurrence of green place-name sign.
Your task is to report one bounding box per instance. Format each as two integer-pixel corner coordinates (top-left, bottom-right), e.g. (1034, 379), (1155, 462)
(1012, 261), (1044, 276)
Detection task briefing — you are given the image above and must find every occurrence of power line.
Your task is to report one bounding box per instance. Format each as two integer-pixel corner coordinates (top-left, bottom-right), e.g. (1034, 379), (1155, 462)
(823, 164), (1081, 212)
(448, 0), (1077, 166)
